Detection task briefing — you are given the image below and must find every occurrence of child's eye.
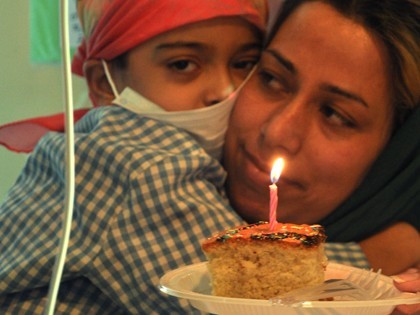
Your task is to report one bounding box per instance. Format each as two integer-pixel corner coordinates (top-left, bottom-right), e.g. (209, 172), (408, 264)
(258, 70), (276, 86)
(232, 58), (258, 71)
(320, 104), (356, 128)
(168, 59), (198, 73)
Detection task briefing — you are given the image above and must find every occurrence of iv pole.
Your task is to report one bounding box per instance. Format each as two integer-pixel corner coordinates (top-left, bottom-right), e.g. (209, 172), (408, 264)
(44, 0), (76, 313)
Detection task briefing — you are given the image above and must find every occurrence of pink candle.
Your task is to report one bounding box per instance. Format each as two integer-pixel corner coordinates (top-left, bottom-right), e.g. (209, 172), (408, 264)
(269, 158), (285, 231)
(269, 183), (278, 230)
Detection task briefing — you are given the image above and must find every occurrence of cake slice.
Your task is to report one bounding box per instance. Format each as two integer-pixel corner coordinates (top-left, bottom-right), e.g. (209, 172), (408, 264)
(202, 221), (327, 299)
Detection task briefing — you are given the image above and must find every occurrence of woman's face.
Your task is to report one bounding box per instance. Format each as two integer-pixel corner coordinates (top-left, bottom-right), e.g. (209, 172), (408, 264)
(224, 2), (394, 224)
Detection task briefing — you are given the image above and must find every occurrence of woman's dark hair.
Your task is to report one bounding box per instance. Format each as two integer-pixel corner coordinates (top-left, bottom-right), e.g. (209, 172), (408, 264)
(268, 0), (420, 126)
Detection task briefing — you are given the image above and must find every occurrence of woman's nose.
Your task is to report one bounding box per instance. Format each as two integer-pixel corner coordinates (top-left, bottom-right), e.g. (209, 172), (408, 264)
(260, 99), (309, 155)
(203, 68), (235, 106)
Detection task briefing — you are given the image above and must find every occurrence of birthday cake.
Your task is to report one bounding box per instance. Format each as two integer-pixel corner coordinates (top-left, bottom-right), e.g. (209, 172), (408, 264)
(201, 221), (327, 299)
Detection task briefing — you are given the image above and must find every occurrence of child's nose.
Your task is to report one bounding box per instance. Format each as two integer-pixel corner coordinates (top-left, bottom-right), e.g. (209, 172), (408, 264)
(203, 68), (235, 106)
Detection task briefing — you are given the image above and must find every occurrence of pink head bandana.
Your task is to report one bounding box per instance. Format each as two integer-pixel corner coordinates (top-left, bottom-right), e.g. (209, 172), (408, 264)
(0, 0), (266, 153)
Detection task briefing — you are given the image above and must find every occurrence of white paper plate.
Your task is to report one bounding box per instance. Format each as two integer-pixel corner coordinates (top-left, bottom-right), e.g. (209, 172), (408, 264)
(159, 262), (420, 315)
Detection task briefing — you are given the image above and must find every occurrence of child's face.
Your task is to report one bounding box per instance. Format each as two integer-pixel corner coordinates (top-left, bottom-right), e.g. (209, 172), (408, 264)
(111, 17), (262, 111)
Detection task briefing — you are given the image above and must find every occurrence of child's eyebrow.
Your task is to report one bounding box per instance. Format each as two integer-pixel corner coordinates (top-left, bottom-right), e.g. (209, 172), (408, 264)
(155, 41), (206, 51)
(155, 41), (261, 52)
(237, 42), (262, 52)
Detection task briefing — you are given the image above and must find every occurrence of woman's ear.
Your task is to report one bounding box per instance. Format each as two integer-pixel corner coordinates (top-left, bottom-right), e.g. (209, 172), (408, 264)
(83, 59), (115, 106)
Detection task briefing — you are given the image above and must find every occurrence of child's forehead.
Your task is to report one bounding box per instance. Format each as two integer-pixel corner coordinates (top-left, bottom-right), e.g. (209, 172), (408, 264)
(151, 16), (260, 43)
(128, 17), (262, 59)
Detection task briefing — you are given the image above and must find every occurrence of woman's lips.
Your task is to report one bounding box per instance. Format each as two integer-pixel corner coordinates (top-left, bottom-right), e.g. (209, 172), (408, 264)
(241, 148), (306, 192)
(242, 151), (271, 187)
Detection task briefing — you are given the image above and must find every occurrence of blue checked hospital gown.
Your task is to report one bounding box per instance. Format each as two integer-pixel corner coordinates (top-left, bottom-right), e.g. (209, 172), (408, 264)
(0, 106), (369, 314)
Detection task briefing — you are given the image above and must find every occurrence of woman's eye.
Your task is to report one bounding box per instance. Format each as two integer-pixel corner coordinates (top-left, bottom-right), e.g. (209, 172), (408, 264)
(320, 104), (356, 128)
(167, 60), (197, 72)
(257, 70), (289, 93)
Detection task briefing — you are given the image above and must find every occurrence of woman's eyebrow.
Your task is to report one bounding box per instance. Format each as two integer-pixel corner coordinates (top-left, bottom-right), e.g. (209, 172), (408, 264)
(321, 84), (369, 108)
(265, 49), (368, 108)
(265, 49), (296, 74)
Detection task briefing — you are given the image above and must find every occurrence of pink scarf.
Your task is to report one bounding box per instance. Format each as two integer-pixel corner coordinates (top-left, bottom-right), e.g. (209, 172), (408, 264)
(1, 0), (266, 153)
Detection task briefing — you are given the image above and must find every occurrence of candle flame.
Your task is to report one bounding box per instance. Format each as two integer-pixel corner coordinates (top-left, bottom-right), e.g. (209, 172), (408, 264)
(270, 158), (284, 184)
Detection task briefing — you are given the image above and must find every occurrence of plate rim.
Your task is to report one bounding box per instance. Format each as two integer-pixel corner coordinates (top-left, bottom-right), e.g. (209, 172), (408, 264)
(159, 261), (420, 308)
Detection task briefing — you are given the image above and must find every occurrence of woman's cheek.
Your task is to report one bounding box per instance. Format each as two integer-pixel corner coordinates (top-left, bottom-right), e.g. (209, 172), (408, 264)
(234, 92), (269, 131)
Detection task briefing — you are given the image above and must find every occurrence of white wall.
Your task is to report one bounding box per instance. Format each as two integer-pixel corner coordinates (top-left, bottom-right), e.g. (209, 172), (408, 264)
(0, 1), (88, 200)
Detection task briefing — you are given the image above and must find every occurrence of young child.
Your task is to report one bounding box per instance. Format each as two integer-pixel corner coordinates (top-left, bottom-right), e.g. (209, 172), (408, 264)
(0, 1), (266, 314)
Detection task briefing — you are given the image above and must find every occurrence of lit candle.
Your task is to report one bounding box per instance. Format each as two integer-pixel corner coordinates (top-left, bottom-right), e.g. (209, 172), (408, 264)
(269, 158), (285, 231)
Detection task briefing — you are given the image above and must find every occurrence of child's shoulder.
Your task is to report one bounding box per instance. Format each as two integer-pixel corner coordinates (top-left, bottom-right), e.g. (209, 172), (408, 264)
(75, 106), (203, 159)
(80, 106), (178, 134)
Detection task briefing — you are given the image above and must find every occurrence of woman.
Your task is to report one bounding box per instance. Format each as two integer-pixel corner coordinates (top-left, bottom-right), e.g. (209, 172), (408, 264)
(224, 0), (419, 275)
(0, 0), (418, 313)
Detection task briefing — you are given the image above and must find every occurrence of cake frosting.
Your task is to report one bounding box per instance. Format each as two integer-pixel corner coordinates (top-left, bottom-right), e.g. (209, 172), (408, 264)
(202, 221), (326, 248)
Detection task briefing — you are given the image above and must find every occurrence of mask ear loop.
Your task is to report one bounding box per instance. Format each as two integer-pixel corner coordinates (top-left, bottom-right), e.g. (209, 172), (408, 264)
(101, 59), (120, 98)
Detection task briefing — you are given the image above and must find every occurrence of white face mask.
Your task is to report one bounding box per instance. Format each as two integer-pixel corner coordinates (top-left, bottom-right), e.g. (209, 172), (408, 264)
(102, 60), (252, 160)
